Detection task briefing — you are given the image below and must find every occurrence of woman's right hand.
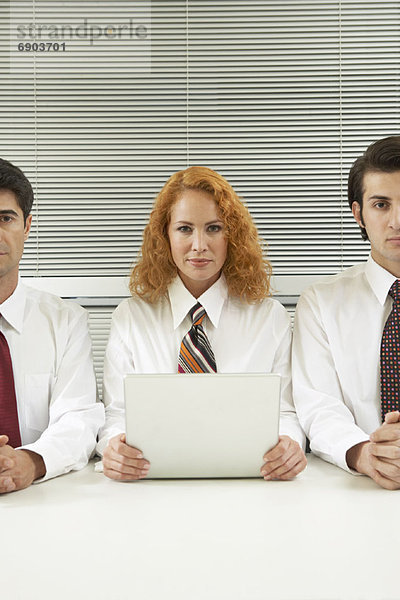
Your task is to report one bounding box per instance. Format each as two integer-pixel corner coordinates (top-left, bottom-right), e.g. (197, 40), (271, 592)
(102, 433), (150, 481)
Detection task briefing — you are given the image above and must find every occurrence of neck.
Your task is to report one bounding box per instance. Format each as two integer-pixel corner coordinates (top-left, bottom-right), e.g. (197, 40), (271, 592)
(0, 272), (19, 305)
(370, 252), (400, 279)
(178, 272), (221, 299)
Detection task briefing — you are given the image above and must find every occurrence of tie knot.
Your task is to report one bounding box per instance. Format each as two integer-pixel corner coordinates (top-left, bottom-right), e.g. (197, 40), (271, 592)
(189, 302), (206, 326)
(389, 280), (400, 302)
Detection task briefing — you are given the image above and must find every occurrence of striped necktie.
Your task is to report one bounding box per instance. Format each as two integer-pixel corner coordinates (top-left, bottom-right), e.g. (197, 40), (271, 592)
(0, 317), (21, 447)
(178, 303), (217, 373)
(380, 279), (400, 421)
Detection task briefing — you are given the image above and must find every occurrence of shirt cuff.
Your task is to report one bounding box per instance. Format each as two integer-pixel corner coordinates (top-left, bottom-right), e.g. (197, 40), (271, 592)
(313, 429), (370, 474)
(96, 426), (125, 457)
(19, 439), (88, 482)
(18, 441), (56, 482)
(279, 416), (306, 450)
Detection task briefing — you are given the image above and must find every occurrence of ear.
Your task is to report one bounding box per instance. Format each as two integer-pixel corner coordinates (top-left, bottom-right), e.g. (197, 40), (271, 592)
(24, 214), (32, 241)
(351, 201), (363, 228)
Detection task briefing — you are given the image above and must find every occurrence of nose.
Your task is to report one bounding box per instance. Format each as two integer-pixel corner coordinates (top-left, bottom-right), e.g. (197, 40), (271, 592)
(191, 229), (208, 252)
(389, 203), (400, 230)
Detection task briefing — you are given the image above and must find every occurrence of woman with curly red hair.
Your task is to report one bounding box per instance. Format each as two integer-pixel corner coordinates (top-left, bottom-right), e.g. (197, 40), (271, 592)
(97, 166), (306, 480)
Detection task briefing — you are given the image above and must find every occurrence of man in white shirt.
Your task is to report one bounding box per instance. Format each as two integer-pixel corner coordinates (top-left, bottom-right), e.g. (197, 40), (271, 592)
(293, 135), (400, 490)
(0, 158), (104, 493)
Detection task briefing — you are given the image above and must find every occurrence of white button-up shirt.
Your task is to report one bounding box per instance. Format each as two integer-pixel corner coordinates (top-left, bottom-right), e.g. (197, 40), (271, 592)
(292, 255), (396, 472)
(97, 275), (304, 454)
(0, 281), (104, 481)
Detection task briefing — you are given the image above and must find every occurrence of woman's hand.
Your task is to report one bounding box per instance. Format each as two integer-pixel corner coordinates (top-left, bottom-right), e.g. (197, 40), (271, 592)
(102, 433), (150, 481)
(261, 435), (307, 480)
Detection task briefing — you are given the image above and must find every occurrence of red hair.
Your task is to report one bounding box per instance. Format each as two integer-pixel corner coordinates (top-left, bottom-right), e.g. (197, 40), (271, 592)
(130, 166), (272, 303)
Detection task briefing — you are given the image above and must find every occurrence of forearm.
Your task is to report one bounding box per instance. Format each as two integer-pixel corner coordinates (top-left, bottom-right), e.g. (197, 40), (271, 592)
(21, 403), (104, 481)
(279, 413), (306, 450)
(98, 325), (135, 456)
(26, 312), (104, 480)
(96, 409), (125, 456)
(19, 449), (46, 481)
(345, 441), (370, 473)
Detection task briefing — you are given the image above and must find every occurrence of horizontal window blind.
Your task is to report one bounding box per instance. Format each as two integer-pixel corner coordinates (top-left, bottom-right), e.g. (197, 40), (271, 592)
(86, 305), (113, 396)
(0, 0), (399, 281)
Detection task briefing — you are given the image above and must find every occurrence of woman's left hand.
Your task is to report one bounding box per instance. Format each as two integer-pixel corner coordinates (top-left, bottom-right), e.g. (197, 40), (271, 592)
(260, 435), (307, 480)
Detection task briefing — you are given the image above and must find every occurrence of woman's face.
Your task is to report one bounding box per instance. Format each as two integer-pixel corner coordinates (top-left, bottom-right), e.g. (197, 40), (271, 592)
(167, 189), (228, 298)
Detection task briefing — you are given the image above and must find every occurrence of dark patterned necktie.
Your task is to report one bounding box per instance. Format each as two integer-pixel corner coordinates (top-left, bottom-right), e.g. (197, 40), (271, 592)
(178, 303), (217, 373)
(0, 318), (21, 447)
(380, 279), (400, 421)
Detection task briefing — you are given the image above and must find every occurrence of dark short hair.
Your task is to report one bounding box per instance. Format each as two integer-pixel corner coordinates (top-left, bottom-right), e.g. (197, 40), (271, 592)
(348, 136), (400, 241)
(0, 158), (34, 222)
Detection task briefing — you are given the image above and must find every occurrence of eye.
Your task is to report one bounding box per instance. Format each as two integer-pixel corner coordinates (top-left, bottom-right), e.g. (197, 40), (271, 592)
(207, 224), (223, 233)
(177, 225), (192, 233)
(0, 215), (13, 223)
(374, 201), (388, 209)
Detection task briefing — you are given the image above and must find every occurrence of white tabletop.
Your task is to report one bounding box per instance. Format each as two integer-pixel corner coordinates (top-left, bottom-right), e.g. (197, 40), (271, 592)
(2, 454), (398, 600)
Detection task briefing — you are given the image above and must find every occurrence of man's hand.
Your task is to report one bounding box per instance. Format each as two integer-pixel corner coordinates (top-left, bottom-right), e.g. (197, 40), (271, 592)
(382, 410), (400, 425)
(260, 435), (307, 481)
(0, 435), (46, 493)
(102, 433), (150, 481)
(346, 411), (400, 490)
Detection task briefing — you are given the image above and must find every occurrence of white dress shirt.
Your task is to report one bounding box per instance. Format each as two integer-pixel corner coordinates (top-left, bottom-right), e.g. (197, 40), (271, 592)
(292, 255), (396, 472)
(0, 281), (104, 481)
(97, 274), (304, 454)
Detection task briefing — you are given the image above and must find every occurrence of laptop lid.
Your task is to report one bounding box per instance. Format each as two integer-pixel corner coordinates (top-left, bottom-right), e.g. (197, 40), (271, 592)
(124, 373), (280, 479)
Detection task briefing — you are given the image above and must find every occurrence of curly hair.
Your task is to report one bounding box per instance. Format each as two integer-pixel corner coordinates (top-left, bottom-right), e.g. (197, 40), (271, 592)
(130, 166), (272, 303)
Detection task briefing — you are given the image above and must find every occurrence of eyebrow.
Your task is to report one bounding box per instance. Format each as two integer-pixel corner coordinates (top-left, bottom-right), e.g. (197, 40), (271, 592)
(173, 219), (223, 225)
(0, 209), (19, 216)
(366, 195), (392, 204)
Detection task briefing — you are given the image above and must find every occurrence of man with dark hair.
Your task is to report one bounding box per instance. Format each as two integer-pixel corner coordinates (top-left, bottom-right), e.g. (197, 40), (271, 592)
(293, 135), (400, 490)
(0, 158), (104, 493)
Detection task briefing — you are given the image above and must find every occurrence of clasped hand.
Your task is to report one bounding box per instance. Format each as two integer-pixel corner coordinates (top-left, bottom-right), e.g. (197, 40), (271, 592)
(368, 411), (400, 490)
(349, 411), (400, 490)
(0, 435), (46, 493)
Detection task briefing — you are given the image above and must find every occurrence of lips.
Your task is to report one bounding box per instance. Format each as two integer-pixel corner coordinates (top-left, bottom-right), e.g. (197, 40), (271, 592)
(187, 258), (212, 266)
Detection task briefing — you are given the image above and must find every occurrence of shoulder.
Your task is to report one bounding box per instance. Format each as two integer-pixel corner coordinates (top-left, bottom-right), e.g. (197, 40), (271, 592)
(111, 294), (169, 326)
(230, 294), (288, 314)
(108, 295), (169, 350)
(299, 263), (367, 307)
(228, 295), (290, 331)
(23, 284), (87, 322)
(258, 296), (290, 323)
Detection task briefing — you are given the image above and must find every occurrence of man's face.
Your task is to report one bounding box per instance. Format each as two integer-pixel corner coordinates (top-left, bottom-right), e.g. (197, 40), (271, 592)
(0, 189), (31, 289)
(352, 170), (400, 277)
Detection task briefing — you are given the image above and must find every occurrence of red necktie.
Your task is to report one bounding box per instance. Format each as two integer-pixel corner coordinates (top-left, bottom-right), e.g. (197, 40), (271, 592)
(178, 303), (217, 373)
(380, 280), (400, 422)
(0, 318), (21, 447)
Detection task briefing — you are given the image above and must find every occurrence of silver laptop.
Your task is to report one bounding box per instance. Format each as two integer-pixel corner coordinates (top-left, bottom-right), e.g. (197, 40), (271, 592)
(124, 373), (280, 479)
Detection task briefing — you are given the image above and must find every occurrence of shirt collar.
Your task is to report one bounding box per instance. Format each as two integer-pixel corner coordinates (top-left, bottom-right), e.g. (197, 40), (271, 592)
(365, 254), (398, 306)
(168, 274), (228, 329)
(0, 279), (27, 333)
